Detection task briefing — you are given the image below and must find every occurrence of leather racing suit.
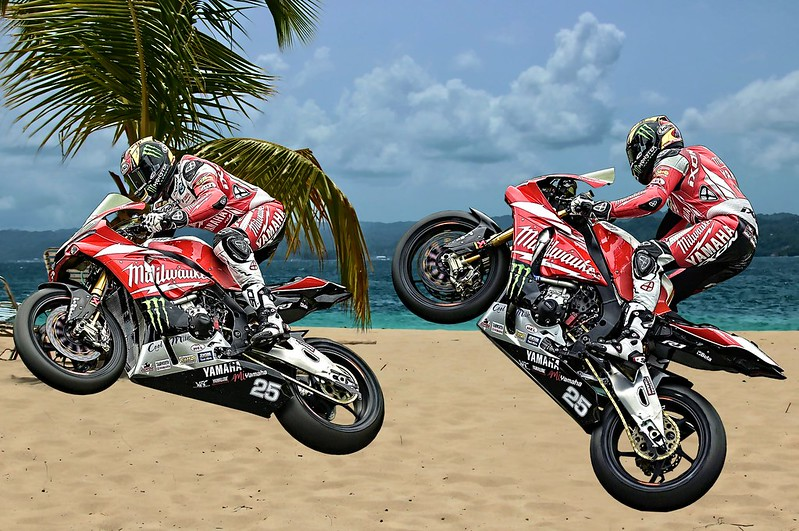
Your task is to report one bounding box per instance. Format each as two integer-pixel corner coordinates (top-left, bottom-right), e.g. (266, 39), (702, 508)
(611, 145), (758, 312)
(164, 154), (286, 324)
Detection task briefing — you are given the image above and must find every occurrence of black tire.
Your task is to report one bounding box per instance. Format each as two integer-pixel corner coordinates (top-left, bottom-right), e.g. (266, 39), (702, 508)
(13, 287), (127, 395)
(391, 210), (509, 324)
(276, 338), (384, 455)
(589, 383), (726, 512)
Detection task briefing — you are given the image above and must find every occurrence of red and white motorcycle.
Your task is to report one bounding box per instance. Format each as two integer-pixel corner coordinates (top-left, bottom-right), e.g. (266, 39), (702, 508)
(15, 193), (384, 455)
(392, 168), (784, 511)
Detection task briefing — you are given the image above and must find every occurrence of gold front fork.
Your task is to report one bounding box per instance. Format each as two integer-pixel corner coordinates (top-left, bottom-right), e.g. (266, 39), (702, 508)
(88, 270), (109, 324)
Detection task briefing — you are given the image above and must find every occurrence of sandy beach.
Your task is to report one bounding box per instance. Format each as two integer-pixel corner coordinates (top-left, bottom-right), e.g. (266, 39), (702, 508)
(0, 328), (796, 530)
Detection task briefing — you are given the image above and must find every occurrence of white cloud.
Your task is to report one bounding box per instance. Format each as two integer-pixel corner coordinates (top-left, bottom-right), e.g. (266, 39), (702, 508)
(293, 46), (334, 87)
(256, 52), (290, 72)
(0, 12), (631, 228)
(453, 50), (482, 70)
(255, 12), (625, 190)
(496, 13), (624, 148)
(682, 70), (799, 169)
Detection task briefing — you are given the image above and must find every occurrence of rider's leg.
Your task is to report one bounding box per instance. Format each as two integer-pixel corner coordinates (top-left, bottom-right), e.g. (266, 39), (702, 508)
(233, 202), (288, 342)
(605, 215), (755, 362)
(213, 206), (287, 343)
(604, 239), (674, 362)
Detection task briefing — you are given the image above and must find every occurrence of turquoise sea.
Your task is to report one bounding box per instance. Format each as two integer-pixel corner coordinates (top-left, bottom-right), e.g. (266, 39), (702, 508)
(1, 256), (797, 331)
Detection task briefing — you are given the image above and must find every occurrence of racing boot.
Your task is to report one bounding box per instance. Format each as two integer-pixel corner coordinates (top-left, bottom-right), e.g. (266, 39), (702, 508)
(243, 284), (289, 345)
(602, 302), (654, 364)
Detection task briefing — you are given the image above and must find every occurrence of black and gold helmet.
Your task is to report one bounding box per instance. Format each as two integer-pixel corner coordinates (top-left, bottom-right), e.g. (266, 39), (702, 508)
(625, 116), (683, 184)
(120, 137), (176, 202)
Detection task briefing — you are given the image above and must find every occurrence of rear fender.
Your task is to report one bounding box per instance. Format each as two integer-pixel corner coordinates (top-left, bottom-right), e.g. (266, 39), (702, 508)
(270, 276), (351, 324)
(654, 316), (785, 380)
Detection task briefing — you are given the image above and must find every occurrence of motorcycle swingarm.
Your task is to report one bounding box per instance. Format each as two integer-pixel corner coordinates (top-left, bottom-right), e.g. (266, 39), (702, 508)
(249, 336), (361, 400)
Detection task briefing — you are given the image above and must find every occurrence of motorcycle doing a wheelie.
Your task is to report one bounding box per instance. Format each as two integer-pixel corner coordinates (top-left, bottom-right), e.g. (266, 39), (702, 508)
(392, 168), (784, 511)
(14, 193), (384, 455)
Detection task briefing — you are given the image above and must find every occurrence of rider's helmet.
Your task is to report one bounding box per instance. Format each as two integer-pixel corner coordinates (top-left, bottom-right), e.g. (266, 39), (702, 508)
(120, 137), (176, 202)
(625, 116), (683, 184)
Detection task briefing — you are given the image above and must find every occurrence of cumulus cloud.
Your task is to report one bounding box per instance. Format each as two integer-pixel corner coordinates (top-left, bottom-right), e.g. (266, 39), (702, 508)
(256, 52), (290, 72)
(0, 109), (118, 229)
(293, 46), (334, 88)
(497, 13), (623, 148)
(0, 12), (629, 228)
(453, 50), (482, 70)
(256, 12), (624, 190)
(681, 70), (799, 170)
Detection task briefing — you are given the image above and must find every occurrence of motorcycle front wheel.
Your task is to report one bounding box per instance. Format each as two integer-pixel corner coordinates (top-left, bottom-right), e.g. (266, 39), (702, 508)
(589, 383), (726, 512)
(391, 211), (510, 324)
(276, 338), (384, 455)
(14, 287), (127, 394)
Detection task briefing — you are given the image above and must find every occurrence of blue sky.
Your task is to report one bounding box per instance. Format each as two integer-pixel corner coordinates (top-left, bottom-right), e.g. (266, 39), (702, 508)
(2, 1), (799, 230)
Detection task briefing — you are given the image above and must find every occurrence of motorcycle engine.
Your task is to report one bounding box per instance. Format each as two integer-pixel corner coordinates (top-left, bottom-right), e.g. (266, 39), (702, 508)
(178, 291), (229, 341)
(532, 284), (601, 342)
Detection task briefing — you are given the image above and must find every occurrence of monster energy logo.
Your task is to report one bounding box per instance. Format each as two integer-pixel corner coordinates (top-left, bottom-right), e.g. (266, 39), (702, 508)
(140, 144), (163, 158)
(635, 123), (656, 141)
(143, 297), (169, 334)
(508, 262), (533, 301)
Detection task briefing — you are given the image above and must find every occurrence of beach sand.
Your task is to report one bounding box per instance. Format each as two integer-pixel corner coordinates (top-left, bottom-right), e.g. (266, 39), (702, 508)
(0, 328), (796, 530)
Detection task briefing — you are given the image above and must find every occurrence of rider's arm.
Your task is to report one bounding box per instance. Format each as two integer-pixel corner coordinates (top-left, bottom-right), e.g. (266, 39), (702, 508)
(609, 164), (684, 219)
(183, 171), (228, 223)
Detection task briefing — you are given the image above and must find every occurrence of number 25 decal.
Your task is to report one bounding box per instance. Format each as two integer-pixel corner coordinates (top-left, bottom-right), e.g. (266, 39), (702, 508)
(250, 378), (282, 402)
(562, 385), (591, 417)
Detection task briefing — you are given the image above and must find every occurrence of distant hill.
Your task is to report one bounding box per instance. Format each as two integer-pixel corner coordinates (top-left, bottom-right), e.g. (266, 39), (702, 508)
(0, 213), (796, 262)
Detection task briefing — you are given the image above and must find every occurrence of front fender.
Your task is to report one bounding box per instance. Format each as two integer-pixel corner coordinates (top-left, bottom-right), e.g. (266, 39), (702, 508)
(37, 282), (93, 322)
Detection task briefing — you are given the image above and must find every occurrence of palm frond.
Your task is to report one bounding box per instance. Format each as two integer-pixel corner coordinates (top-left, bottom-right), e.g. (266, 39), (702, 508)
(192, 137), (372, 327)
(0, 0), (279, 154)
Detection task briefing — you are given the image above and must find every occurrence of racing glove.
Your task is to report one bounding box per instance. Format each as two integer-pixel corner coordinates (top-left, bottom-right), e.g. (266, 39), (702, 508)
(569, 195), (612, 221)
(142, 209), (189, 233)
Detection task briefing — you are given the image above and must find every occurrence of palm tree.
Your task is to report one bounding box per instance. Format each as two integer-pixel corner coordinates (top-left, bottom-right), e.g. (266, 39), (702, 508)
(0, 0), (372, 325)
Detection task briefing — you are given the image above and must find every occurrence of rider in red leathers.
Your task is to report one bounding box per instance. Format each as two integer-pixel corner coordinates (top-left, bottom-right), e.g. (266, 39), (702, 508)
(571, 116), (758, 362)
(120, 137), (289, 345)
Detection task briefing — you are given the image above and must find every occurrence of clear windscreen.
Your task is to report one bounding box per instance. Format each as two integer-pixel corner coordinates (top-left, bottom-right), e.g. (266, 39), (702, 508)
(82, 194), (134, 225)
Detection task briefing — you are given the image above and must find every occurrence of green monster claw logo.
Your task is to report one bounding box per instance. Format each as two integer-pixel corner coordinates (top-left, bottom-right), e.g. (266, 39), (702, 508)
(140, 144), (163, 158)
(143, 297), (170, 334)
(635, 123), (657, 142)
(508, 262), (533, 302)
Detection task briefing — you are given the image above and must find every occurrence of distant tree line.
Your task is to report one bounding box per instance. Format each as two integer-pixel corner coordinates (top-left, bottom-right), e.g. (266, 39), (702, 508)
(1, 213), (797, 263)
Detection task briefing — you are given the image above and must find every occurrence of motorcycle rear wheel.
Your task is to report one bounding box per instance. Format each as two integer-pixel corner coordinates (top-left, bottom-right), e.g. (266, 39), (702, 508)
(391, 211), (509, 324)
(589, 383), (726, 511)
(14, 287), (127, 395)
(276, 338), (384, 455)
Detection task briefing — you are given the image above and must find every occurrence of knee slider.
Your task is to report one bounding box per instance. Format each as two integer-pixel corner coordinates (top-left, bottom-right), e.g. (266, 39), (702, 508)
(632, 240), (672, 280)
(213, 227), (253, 263)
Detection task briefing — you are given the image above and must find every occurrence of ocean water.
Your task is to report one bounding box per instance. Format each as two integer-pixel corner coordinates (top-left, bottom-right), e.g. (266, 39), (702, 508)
(1, 256), (797, 331)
